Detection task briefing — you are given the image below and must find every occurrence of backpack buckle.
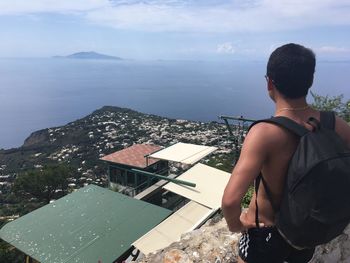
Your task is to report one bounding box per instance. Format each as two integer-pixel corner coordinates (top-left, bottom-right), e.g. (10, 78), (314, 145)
(307, 117), (321, 131)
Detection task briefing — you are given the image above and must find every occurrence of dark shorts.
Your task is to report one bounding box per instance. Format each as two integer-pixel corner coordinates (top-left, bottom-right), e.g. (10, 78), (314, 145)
(238, 226), (315, 263)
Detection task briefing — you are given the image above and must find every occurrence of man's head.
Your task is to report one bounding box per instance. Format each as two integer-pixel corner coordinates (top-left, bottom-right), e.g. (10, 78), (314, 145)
(266, 43), (316, 99)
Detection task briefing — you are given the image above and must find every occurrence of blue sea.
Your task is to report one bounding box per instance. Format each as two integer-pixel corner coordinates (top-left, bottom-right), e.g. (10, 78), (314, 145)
(0, 58), (349, 149)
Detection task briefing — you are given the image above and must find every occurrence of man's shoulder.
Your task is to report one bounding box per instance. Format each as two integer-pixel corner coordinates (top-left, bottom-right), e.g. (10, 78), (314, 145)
(248, 121), (291, 141)
(243, 121), (295, 154)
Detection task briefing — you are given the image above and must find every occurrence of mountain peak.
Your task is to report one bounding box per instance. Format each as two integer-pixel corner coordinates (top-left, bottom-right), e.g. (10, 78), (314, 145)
(55, 51), (122, 60)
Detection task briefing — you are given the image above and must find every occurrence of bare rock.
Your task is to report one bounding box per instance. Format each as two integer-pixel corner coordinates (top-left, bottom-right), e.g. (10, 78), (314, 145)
(134, 218), (350, 263)
(311, 224), (350, 263)
(163, 249), (192, 263)
(134, 218), (240, 263)
(23, 129), (49, 147)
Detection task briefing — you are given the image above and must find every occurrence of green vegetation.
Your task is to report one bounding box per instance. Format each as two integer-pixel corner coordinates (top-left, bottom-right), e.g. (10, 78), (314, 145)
(0, 239), (24, 263)
(0, 164), (72, 239)
(0, 164), (72, 262)
(311, 92), (350, 122)
(242, 186), (254, 208)
(0, 220), (24, 263)
(206, 153), (235, 173)
(13, 164), (72, 204)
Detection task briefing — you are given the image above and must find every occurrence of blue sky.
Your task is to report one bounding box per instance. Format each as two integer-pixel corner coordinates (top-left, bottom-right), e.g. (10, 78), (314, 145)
(0, 0), (349, 60)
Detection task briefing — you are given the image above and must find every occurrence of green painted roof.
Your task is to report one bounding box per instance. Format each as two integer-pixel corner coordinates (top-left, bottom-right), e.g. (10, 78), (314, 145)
(0, 184), (171, 263)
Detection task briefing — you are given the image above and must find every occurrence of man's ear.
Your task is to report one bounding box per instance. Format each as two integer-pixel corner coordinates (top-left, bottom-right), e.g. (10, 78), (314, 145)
(267, 78), (274, 91)
(267, 79), (276, 101)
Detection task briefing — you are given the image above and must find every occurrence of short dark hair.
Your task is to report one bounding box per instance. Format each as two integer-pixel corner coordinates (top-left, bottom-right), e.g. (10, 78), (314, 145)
(267, 43), (316, 99)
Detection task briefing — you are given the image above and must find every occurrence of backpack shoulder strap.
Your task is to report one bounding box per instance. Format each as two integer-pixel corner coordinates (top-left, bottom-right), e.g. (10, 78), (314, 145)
(255, 173), (279, 227)
(320, 111), (336, 130)
(249, 116), (309, 137)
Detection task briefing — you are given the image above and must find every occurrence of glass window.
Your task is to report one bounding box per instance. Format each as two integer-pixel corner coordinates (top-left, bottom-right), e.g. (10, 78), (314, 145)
(116, 170), (125, 185)
(127, 171), (135, 186)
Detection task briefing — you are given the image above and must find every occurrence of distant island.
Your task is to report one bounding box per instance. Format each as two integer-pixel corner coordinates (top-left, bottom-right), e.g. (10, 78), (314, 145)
(53, 51), (122, 60)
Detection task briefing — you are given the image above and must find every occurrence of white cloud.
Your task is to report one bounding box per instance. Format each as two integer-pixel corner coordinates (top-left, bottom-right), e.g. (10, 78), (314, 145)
(316, 46), (350, 53)
(0, 0), (350, 33)
(0, 0), (108, 15)
(85, 0), (350, 33)
(217, 42), (235, 54)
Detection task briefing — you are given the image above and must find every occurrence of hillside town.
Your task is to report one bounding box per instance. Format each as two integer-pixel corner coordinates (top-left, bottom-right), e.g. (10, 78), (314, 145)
(0, 106), (246, 219)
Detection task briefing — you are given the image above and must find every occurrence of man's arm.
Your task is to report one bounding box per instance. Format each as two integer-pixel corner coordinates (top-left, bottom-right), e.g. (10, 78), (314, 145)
(222, 123), (271, 232)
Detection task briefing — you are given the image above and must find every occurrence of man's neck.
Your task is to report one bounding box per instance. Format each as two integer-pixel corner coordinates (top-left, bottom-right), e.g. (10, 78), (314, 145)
(274, 97), (309, 115)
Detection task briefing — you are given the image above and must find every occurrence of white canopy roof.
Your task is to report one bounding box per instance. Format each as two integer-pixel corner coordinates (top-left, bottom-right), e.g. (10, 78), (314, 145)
(163, 163), (231, 209)
(148, 142), (217, 165)
(133, 201), (216, 255)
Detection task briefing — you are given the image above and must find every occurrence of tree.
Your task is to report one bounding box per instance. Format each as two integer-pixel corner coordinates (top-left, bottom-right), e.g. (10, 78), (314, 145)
(0, 240), (24, 263)
(13, 164), (72, 204)
(311, 92), (350, 122)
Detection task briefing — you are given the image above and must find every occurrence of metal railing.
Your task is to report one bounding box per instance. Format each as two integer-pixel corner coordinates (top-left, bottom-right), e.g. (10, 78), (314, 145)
(218, 115), (256, 165)
(131, 169), (196, 188)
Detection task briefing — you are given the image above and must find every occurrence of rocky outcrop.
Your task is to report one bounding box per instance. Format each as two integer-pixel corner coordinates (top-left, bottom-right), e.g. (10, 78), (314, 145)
(134, 216), (240, 263)
(134, 217), (350, 263)
(312, 224), (350, 262)
(23, 129), (49, 147)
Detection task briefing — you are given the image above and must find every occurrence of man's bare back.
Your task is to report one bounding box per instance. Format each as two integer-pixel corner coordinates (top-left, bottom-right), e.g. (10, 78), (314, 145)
(243, 109), (350, 227)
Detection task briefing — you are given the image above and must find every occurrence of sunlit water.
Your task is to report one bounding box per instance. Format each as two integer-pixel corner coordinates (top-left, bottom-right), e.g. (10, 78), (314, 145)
(0, 58), (349, 149)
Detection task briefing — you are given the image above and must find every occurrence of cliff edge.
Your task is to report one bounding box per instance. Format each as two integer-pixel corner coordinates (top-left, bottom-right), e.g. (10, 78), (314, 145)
(134, 217), (350, 263)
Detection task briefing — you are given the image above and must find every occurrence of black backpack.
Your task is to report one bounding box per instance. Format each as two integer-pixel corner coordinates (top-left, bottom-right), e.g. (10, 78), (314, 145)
(251, 111), (350, 249)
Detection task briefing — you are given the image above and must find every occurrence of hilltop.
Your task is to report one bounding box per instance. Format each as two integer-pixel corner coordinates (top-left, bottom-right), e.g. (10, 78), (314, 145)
(53, 51), (122, 60)
(0, 105), (233, 188)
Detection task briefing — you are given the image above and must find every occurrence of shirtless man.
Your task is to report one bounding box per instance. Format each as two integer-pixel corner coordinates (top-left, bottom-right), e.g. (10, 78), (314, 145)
(222, 43), (350, 263)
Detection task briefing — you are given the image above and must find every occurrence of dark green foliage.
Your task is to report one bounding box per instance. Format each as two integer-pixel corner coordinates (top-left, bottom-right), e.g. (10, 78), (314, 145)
(0, 239), (24, 263)
(0, 219), (24, 263)
(242, 186), (254, 208)
(13, 164), (72, 204)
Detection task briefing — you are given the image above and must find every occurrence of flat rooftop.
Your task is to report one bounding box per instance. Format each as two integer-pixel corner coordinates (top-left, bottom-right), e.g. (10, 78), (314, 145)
(0, 184), (171, 263)
(133, 200), (217, 255)
(100, 144), (162, 168)
(163, 163), (231, 209)
(148, 142), (217, 165)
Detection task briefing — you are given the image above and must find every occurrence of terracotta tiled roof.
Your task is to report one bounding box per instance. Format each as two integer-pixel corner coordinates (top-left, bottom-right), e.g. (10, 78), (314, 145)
(100, 144), (162, 168)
